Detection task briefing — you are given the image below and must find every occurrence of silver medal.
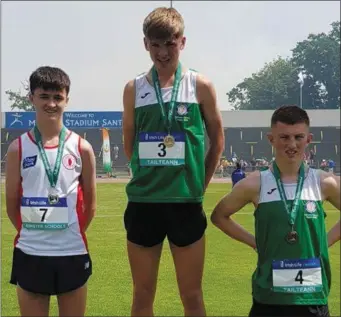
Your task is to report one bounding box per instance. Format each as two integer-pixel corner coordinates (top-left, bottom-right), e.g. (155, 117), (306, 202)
(48, 187), (59, 205)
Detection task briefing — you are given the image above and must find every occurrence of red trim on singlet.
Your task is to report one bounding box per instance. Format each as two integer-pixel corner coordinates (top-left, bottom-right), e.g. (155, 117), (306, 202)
(14, 136), (23, 246)
(76, 182), (88, 251)
(78, 135), (82, 155)
(27, 130), (73, 149)
(76, 136), (88, 251)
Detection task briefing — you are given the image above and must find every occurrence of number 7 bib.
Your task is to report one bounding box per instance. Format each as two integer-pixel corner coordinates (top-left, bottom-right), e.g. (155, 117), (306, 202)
(138, 132), (185, 166)
(20, 197), (69, 230)
(272, 258), (323, 293)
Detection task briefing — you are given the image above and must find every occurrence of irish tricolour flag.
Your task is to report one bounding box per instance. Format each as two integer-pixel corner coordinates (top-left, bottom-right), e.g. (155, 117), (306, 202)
(101, 128), (112, 174)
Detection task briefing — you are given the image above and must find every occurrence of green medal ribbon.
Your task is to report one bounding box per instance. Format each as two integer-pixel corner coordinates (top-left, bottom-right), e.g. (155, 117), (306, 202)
(273, 161), (305, 228)
(151, 63), (182, 134)
(33, 126), (67, 189)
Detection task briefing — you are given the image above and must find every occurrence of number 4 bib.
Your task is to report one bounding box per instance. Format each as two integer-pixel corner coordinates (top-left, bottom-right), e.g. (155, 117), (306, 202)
(20, 197), (69, 230)
(272, 258), (323, 293)
(138, 132), (185, 166)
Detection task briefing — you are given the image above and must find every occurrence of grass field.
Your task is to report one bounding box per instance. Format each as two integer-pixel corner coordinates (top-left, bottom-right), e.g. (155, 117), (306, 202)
(1, 183), (340, 316)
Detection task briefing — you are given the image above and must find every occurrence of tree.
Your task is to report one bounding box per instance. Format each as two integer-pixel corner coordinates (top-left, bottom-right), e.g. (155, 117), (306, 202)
(227, 57), (301, 110)
(292, 21), (340, 109)
(226, 21), (340, 110)
(5, 81), (35, 111)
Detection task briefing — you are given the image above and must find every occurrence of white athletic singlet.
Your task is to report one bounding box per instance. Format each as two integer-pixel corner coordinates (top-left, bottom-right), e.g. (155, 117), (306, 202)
(15, 130), (88, 256)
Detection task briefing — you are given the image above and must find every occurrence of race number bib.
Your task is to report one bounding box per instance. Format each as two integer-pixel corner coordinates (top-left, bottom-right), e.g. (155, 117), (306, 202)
(20, 197), (69, 230)
(138, 132), (185, 166)
(272, 258), (322, 293)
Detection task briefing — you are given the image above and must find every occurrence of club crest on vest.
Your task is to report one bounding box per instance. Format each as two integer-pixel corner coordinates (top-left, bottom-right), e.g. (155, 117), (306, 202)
(175, 104), (190, 122)
(304, 201), (318, 219)
(62, 154), (77, 170)
(177, 104), (188, 116)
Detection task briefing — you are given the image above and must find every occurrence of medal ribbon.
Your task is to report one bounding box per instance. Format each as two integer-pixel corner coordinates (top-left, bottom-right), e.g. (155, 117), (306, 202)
(273, 162), (305, 228)
(152, 63), (182, 134)
(34, 126), (67, 189)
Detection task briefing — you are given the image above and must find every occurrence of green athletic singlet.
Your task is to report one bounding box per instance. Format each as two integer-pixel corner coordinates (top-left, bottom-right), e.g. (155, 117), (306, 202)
(126, 69), (206, 203)
(252, 167), (331, 305)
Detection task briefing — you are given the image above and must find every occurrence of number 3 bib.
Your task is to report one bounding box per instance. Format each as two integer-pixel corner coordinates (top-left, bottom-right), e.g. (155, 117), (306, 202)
(21, 197), (69, 230)
(138, 132), (185, 166)
(272, 258), (323, 293)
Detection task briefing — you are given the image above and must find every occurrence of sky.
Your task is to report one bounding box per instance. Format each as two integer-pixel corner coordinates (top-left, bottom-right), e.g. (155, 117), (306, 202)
(1, 1), (340, 112)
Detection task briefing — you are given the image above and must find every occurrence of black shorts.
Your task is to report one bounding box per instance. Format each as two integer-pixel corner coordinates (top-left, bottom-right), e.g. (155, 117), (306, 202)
(124, 202), (207, 247)
(249, 298), (330, 317)
(10, 247), (92, 296)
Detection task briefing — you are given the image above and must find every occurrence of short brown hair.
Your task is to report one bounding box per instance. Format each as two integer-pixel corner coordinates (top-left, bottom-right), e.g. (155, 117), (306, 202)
(143, 7), (184, 40)
(29, 66), (70, 95)
(271, 105), (310, 127)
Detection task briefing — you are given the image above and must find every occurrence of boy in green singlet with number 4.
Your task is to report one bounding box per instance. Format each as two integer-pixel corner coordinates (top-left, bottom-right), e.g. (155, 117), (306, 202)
(122, 7), (224, 317)
(211, 105), (340, 317)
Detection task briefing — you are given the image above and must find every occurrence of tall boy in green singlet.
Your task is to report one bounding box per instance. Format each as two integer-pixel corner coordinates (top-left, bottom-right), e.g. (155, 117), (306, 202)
(211, 105), (340, 317)
(122, 7), (224, 317)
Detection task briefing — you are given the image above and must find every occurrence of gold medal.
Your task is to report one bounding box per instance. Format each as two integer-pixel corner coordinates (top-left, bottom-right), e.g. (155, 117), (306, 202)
(163, 135), (175, 148)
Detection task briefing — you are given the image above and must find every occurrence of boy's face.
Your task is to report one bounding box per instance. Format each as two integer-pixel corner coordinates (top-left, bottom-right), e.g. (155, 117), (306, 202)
(29, 88), (69, 120)
(144, 35), (186, 72)
(267, 121), (312, 164)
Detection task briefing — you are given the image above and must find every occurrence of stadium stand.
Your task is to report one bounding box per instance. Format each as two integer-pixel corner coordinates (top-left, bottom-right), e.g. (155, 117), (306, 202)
(223, 127), (340, 162)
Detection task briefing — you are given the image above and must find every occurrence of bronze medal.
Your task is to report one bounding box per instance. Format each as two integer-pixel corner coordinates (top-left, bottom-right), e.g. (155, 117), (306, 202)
(286, 230), (298, 244)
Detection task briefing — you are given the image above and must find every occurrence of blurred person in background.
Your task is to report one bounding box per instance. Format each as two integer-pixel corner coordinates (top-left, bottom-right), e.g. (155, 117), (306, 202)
(231, 162), (246, 187)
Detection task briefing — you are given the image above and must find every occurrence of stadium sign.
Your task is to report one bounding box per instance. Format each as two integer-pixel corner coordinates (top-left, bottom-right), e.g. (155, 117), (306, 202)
(5, 111), (123, 129)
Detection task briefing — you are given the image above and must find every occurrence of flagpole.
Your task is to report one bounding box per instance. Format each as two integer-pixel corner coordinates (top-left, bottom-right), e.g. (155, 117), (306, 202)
(300, 85), (303, 108)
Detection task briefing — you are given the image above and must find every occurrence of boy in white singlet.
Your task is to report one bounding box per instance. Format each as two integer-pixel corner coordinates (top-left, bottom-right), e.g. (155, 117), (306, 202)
(5, 66), (96, 317)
